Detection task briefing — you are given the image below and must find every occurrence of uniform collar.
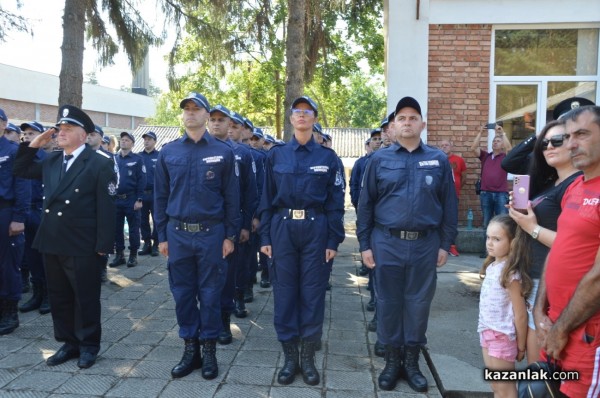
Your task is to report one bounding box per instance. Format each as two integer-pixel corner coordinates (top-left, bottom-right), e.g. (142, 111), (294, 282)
(393, 140), (425, 153)
(181, 130), (211, 144)
(291, 135), (317, 152)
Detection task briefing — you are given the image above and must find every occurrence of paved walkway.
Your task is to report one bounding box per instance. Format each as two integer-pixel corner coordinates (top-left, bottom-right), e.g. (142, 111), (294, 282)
(0, 216), (470, 397)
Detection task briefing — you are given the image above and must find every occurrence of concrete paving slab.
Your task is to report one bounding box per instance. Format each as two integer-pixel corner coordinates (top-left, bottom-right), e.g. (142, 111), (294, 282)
(55, 374), (118, 395)
(104, 377), (168, 397)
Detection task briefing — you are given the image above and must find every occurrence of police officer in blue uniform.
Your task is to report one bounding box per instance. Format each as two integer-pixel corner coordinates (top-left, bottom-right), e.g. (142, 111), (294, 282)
(14, 105), (116, 368)
(110, 132), (146, 268)
(357, 97), (457, 392)
(0, 110), (31, 335)
(137, 131), (160, 257)
(155, 93), (240, 380)
(18, 121), (51, 314)
(208, 105), (257, 343)
(258, 96), (345, 386)
(4, 122), (22, 144)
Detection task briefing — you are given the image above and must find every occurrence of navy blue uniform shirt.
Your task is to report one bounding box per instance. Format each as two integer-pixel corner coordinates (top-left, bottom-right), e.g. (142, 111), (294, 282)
(154, 131), (240, 242)
(249, 146), (266, 203)
(258, 136), (345, 250)
(1, 136), (31, 222)
(138, 149), (159, 191)
(230, 140), (258, 232)
(350, 154), (369, 208)
(356, 141), (457, 252)
(116, 152), (146, 197)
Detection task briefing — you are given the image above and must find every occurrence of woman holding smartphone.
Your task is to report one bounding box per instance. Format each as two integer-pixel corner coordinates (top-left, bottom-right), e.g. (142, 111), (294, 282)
(507, 120), (580, 363)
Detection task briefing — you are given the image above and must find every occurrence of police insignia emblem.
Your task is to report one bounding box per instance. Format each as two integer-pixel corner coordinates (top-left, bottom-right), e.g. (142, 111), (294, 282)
(335, 171), (343, 186)
(571, 101), (580, 110)
(206, 170), (215, 180)
(235, 161), (240, 177)
(108, 182), (117, 196)
(128, 170), (133, 176)
(425, 175), (433, 185)
(252, 161), (256, 174)
(142, 165), (146, 173)
(62, 108), (69, 117)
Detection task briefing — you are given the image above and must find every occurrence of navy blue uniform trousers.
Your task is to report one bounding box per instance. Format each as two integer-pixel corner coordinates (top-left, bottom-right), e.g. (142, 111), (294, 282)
(140, 193), (158, 242)
(167, 222), (227, 340)
(23, 209), (45, 284)
(221, 240), (249, 313)
(0, 208), (24, 301)
(270, 213), (329, 342)
(372, 227), (439, 347)
(114, 197), (141, 252)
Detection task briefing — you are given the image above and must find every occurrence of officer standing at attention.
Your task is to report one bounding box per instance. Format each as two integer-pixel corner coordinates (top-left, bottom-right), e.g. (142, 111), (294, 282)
(357, 97), (457, 393)
(0, 109), (31, 335)
(110, 132), (146, 268)
(13, 105), (116, 368)
(137, 131), (160, 257)
(18, 121), (51, 314)
(154, 93), (240, 380)
(258, 96), (345, 386)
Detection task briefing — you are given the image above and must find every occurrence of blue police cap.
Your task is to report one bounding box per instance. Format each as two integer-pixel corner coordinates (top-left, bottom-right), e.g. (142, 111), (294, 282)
(120, 131), (135, 143)
(264, 134), (276, 144)
(0, 108), (6, 122)
(321, 132), (331, 142)
(243, 117), (254, 130)
(209, 104), (232, 118)
(102, 136), (111, 144)
(552, 97), (595, 120)
(370, 128), (382, 137)
(252, 128), (264, 139)
(291, 96), (318, 116)
(179, 92), (211, 112)
(395, 96), (422, 117)
(142, 131), (157, 141)
(94, 125), (105, 137)
(229, 111), (244, 125)
(56, 105), (95, 133)
(5, 123), (21, 134)
(380, 117), (389, 129)
(312, 123), (323, 134)
(20, 121), (44, 133)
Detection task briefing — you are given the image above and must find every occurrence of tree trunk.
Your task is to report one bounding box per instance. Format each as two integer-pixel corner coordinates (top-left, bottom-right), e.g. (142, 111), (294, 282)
(275, 69), (281, 137)
(283, 0), (306, 141)
(58, 0), (86, 108)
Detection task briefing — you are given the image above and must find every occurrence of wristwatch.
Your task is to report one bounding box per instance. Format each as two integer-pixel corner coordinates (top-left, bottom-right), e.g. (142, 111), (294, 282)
(531, 225), (542, 240)
(226, 235), (236, 242)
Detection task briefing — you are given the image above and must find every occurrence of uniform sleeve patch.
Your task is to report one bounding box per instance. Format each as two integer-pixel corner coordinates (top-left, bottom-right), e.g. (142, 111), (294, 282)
(235, 161), (240, 177)
(335, 170), (343, 186)
(142, 165), (147, 173)
(108, 181), (117, 196)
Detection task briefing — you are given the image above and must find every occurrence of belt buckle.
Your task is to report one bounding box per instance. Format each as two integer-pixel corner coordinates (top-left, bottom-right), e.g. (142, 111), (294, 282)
(186, 223), (200, 233)
(292, 209), (305, 220)
(405, 231), (419, 240)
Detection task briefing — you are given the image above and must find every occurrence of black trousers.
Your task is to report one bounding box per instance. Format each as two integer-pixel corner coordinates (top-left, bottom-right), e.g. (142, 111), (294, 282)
(44, 253), (103, 354)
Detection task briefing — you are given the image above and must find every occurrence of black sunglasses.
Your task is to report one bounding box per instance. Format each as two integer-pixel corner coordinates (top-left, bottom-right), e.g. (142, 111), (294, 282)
(541, 134), (565, 150)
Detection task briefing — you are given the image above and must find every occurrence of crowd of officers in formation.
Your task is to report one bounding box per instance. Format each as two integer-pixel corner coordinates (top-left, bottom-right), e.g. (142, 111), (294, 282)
(0, 92), (463, 394)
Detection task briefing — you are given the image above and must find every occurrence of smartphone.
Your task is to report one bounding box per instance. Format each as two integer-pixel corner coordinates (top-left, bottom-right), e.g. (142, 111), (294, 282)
(512, 175), (530, 210)
(485, 123), (497, 129)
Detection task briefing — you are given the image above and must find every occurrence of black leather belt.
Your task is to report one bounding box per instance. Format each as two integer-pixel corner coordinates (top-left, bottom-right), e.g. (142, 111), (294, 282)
(116, 192), (135, 200)
(276, 207), (324, 220)
(170, 218), (220, 233)
(0, 199), (15, 210)
(375, 222), (428, 240)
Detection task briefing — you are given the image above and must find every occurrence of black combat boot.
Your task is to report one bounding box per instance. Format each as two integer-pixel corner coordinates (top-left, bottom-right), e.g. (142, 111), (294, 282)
(233, 291), (247, 318)
(277, 340), (299, 385)
(218, 312), (232, 345)
(378, 345), (403, 391)
(39, 284), (51, 315)
(19, 282), (43, 313)
(243, 285), (253, 303)
(127, 252), (138, 268)
(402, 345), (428, 392)
(138, 240), (152, 255)
(171, 338), (201, 378)
(151, 241), (159, 257)
(201, 339), (218, 380)
(0, 299), (20, 335)
(21, 269), (30, 293)
(300, 340), (320, 385)
(109, 251), (126, 267)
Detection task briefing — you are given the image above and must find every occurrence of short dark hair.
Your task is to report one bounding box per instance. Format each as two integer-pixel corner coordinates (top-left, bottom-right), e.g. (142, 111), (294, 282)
(561, 105), (600, 128)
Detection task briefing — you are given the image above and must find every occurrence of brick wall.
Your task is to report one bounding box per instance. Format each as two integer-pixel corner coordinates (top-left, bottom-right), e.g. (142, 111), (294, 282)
(428, 24), (492, 227)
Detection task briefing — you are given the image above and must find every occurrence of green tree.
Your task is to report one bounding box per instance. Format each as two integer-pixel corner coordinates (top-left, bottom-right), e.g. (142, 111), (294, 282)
(0, 1), (32, 42)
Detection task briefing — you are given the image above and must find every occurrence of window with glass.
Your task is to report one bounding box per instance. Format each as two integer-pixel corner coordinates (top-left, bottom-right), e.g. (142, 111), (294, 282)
(493, 27), (599, 145)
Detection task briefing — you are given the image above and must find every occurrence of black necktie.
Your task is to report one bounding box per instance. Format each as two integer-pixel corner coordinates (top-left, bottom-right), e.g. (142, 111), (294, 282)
(62, 154), (74, 179)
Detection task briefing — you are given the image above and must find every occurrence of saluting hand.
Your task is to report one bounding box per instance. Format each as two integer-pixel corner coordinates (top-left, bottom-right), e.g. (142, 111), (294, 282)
(28, 128), (56, 149)
(361, 249), (376, 269)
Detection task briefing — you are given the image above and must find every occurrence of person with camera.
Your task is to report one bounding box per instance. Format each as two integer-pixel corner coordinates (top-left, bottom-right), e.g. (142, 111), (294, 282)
(470, 122), (512, 258)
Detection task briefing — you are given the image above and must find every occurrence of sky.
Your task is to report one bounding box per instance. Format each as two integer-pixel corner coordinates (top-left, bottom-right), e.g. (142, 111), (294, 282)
(2, 0), (172, 92)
